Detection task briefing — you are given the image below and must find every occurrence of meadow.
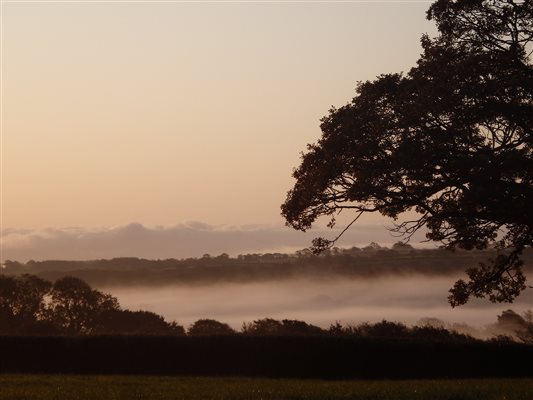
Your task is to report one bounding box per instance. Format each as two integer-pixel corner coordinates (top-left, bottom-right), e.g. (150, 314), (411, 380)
(0, 375), (532, 400)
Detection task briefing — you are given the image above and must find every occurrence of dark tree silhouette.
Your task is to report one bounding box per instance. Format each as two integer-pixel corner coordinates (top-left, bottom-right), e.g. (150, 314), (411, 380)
(0, 274), (186, 335)
(95, 309), (185, 335)
(242, 318), (284, 336)
(0, 274), (50, 320)
(241, 318), (324, 336)
(0, 275), (57, 335)
(0, 275), (19, 317)
(187, 319), (236, 336)
(490, 309), (533, 343)
(47, 277), (119, 334)
(517, 310), (533, 344)
(281, 0), (533, 306)
(278, 319), (324, 335)
(357, 321), (410, 339)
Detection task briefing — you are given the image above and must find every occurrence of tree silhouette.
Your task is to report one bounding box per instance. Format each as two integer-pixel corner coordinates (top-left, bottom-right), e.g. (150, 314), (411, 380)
(0, 275), (18, 316)
(95, 309), (185, 335)
(0, 274), (50, 321)
(242, 318), (284, 336)
(517, 310), (533, 344)
(281, 0), (533, 305)
(278, 319), (324, 335)
(241, 318), (324, 336)
(47, 277), (119, 334)
(0, 274), (187, 335)
(187, 319), (236, 336)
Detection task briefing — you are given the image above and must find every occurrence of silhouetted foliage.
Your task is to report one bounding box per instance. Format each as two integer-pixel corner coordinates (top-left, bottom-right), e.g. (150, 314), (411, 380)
(0, 274), (182, 336)
(0, 274), (59, 335)
(517, 310), (533, 344)
(241, 318), (325, 336)
(47, 277), (120, 334)
(0, 275), (19, 316)
(490, 309), (533, 344)
(4, 248), (532, 287)
(357, 320), (410, 339)
(278, 319), (324, 336)
(242, 318), (284, 336)
(187, 319), (236, 336)
(328, 321), (345, 336)
(498, 309), (527, 330)
(95, 310), (185, 336)
(0, 273), (530, 346)
(281, 0), (533, 306)
(0, 274), (50, 321)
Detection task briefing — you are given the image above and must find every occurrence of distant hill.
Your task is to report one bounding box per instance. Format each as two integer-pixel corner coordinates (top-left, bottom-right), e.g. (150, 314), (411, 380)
(2, 246), (532, 287)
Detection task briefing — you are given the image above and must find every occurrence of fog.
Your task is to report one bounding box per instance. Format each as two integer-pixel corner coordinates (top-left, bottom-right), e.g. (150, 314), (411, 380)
(105, 276), (533, 331)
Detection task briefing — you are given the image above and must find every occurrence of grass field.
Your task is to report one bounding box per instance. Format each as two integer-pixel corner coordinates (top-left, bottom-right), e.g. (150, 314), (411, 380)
(0, 375), (531, 400)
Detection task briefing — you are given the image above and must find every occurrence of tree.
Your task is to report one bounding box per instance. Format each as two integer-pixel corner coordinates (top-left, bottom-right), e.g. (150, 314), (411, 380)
(0, 274), (60, 335)
(241, 318), (324, 335)
(489, 309), (533, 342)
(392, 241), (414, 251)
(278, 319), (324, 335)
(0, 275), (18, 316)
(356, 320), (410, 339)
(516, 310), (533, 343)
(95, 309), (185, 336)
(47, 276), (119, 334)
(187, 319), (236, 336)
(281, 0), (533, 306)
(0, 274), (51, 321)
(242, 318), (284, 335)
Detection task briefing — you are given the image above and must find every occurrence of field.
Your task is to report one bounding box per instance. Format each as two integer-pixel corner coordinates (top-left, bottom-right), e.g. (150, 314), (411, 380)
(0, 375), (532, 400)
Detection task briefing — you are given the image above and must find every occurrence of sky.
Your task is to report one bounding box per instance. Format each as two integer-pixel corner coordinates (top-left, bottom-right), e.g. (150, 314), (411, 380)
(1, 0), (437, 259)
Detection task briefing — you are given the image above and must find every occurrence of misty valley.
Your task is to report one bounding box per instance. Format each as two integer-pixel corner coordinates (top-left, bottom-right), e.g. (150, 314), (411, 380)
(109, 277), (533, 336)
(2, 246), (532, 339)
(1, 257), (533, 380)
(4, 0), (533, 396)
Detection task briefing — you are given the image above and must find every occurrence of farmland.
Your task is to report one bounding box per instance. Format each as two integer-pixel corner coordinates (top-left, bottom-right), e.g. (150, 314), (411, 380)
(0, 375), (532, 400)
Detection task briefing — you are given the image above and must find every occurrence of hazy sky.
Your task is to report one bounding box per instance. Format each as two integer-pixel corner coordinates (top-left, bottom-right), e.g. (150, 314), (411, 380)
(1, 221), (433, 261)
(3, 1), (436, 232)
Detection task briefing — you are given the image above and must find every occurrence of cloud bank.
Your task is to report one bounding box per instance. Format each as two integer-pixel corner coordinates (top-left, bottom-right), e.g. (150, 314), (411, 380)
(1, 222), (430, 262)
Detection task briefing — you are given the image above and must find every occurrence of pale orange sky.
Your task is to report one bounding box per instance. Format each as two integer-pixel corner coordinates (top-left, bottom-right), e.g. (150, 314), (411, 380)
(2, 1), (435, 230)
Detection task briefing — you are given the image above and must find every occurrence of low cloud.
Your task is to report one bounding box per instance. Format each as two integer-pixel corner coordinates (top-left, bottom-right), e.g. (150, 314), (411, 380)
(1, 222), (430, 262)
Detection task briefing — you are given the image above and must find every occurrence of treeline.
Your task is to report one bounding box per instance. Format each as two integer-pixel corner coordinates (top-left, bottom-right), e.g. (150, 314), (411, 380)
(2, 275), (533, 378)
(0, 274), (182, 336)
(1, 336), (531, 378)
(3, 245), (532, 287)
(1, 274), (532, 344)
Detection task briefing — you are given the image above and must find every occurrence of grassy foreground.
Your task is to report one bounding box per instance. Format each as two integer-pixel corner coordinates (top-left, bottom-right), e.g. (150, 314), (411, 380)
(0, 375), (531, 400)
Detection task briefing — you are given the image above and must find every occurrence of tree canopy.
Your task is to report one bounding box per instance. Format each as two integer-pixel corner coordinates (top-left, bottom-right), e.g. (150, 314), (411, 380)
(281, 0), (533, 305)
(0, 274), (184, 336)
(188, 319), (237, 336)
